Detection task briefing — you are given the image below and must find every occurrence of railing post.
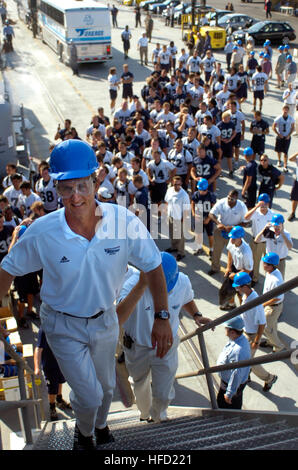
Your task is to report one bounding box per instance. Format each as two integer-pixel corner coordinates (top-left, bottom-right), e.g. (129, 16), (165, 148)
(197, 331), (218, 409)
(18, 366), (33, 445)
(30, 373), (41, 430)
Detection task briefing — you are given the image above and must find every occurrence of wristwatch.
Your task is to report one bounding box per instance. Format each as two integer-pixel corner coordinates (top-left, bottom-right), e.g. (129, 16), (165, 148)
(193, 312), (202, 320)
(154, 310), (170, 320)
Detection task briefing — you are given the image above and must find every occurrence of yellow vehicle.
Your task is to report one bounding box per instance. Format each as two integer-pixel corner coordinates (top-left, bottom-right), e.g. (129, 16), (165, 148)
(182, 10), (226, 49)
(123, 0), (142, 5)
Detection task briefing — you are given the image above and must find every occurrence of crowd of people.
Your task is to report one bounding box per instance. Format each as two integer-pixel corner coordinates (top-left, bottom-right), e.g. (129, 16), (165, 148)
(0, 5), (297, 449)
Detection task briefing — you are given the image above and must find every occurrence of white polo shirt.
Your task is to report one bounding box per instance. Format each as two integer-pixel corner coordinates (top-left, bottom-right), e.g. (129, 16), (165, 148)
(1, 203), (161, 317)
(250, 208), (273, 240)
(210, 198), (247, 226)
(241, 290), (266, 335)
(227, 239), (253, 272)
(265, 230), (292, 260)
(263, 268), (284, 304)
(119, 271), (194, 347)
(165, 186), (190, 220)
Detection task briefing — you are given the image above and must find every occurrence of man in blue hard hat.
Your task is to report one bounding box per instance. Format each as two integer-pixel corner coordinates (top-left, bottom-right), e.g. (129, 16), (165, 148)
(275, 45), (286, 89)
(244, 193), (273, 286)
(216, 316), (251, 409)
(232, 272), (278, 392)
(117, 252), (212, 422)
(260, 252), (286, 355)
(285, 54), (297, 86)
(0, 140), (173, 450)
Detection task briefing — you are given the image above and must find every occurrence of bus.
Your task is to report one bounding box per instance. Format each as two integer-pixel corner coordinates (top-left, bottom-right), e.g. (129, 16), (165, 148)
(37, 0), (112, 64)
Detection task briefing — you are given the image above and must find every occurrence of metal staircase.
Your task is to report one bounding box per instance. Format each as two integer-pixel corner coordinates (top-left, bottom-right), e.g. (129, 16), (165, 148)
(31, 408), (298, 450)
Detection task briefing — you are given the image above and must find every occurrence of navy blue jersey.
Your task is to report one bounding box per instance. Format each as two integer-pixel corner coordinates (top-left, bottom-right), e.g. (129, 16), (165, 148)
(135, 186), (149, 209)
(204, 142), (221, 160)
(192, 191), (217, 218)
(250, 118), (269, 147)
(258, 164), (281, 192)
(243, 160), (257, 189)
(217, 120), (235, 143)
(192, 155), (217, 180)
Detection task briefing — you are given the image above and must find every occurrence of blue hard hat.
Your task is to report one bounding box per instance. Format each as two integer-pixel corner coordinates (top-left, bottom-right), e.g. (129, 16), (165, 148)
(197, 178), (209, 191)
(271, 214), (284, 226)
(264, 40), (271, 46)
(262, 252), (280, 266)
(232, 272), (252, 288)
(237, 40), (242, 45)
(264, 53), (270, 59)
(18, 225), (27, 238)
(228, 226), (245, 239)
(284, 44), (289, 49)
(224, 315), (244, 331)
(49, 140), (99, 181)
(278, 45), (284, 51)
(243, 147), (254, 156)
(259, 52), (264, 57)
(286, 54), (292, 60)
(258, 193), (270, 203)
(161, 252), (179, 293)
(250, 51), (255, 55)
(232, 45), (238, 50)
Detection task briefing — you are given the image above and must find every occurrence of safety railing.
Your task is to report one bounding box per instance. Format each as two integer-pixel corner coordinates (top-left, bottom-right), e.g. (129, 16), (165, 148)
(0, 331), (43, 448)
(177, 276), (298, 409)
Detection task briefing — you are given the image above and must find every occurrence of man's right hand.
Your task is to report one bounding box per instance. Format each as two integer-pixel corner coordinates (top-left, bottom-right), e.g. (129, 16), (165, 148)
(151, 319), (173, 358)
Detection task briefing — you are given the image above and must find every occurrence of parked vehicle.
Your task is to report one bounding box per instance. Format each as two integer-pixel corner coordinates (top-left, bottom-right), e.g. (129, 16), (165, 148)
(232, 21), (296, 44)
(218, 13), (257, 34)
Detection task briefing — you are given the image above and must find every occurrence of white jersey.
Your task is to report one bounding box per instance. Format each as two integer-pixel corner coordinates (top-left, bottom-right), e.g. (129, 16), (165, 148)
(147, 159), (175, 183)
(167, 148), (193, 175)
(228, 110), (245, 134)
(226, 74), (240, 91)
(201, 56), (216, 72)
(199, 124), (221, 144)
(227, 239), (254, 272)
(152, 47), (161, 62)
(3, 187), (22, 208)
(17, 192), (41, 216)
(274, 114), (295, 137)
(181, 136), (200, 159)
(114, 178), (135, 207)
(102, 150), (113, 165)
(35, 177), (58, 212)
(178, 52), (189, 66)
(216, 90), (231, 111)
(108, 74), (119, 91)
(114, 108), (131, 126)
(158, 50), (171, 65)
(195, 110), (212, 127)
(120, 271), (194, 346)
(116, 151), (134, 164)
(156, 111), (176, 123)
(2, 174), (27, 189)
(187, 56), (202, 73)
(252, 72), (268, 91)
(167, 45), (177, 58)
(242, 290), (266, 335)
(129, 168), (149, 188)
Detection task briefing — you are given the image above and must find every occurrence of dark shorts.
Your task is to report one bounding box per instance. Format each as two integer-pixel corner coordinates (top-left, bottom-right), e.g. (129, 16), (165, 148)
(150, 182), (168, 204)
(122, 86), (133, 99)
(221, 142), (233, 158)
(236, 85), (247, 99)
(275, 136), (291, 155)
(43, 367), (66, 395)
(290, 180), (298, 201)
(232, 132), (241, 149)
(203, 219), (214, 236)
(160, 63), (170, 72)
(14, 272), (40, 303)
(109, 89), (117, 100)
(243, 187), (257, 209)
(251, 138), (265, 156)
(205, 71), (211, 83)
(254, 90), (264, 100)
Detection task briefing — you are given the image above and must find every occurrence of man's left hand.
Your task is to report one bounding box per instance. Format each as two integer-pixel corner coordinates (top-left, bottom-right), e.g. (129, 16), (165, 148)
(224, 394), (232, 404)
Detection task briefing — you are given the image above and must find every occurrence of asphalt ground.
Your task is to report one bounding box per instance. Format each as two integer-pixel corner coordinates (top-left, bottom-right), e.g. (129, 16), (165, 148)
(1, 0), (298, 448)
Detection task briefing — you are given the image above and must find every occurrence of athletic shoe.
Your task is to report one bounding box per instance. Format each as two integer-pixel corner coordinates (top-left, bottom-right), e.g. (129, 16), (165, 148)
(176, 254), (185, 261)
(263, 375), (277, 392)
(73, 423), (96, 451)
(56, 398), (72, 410)
(50, 407), (58, 421)
(288, 213), (295, 221)
(193, 248), (204, 256)
(283, 166), (288, 173)
(95, 426), (115, 446)
(277, 161), (282, 167)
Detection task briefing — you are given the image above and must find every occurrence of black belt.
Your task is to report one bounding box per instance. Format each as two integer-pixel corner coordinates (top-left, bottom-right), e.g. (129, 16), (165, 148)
(61, 310), (104, 320)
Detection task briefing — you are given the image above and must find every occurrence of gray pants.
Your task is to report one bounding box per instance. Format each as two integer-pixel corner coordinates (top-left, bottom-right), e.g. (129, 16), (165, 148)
(139, 46), (148, 65)
(40, 303), (119, 436)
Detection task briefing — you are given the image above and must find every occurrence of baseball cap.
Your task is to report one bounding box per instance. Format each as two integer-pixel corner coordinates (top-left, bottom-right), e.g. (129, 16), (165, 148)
(224, 316), (244, 331)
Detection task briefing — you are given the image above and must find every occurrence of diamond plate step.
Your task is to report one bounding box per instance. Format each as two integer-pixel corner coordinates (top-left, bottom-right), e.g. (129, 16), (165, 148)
(250, 438), (298, 450)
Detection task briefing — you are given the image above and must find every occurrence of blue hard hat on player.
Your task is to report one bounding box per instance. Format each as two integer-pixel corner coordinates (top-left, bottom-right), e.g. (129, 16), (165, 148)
(262, 252), (280, 266)
(228, 226), (245, 239)
(271, 214), (284, 226)
(232, 272), (252, 288)
(224, 316), (244, 331)
(197, 178), (209, 191)
(161, 252), (179, 293)
(243, 147), (254, 156)
(258, 193), (270, 203)
(49, 140), (99, 180)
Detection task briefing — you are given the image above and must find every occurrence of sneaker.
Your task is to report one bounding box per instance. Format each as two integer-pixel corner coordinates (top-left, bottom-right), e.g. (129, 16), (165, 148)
(277, 161), (282, 167)
(260, 340), (273, 348)
(95, 426), (115, 446)
(263, 375), (277, 392)
(193, 248), (204, 256)
(73, 423), (96, 451)
(283, 166), (288, 173)
(140, 417), (154, 423)
(208, 269), (218, 276)
(50, 407), (58, 421)
(176, 254), (185, 261)
(56, 398), (72, 410)
(228, 171), (234, 179)
(288, 213), (295, 222)
(219, 303), (236, 311)
(209, 250), (213, 260)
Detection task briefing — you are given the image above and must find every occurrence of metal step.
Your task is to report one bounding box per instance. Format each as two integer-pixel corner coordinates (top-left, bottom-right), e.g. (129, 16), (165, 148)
(250, 438), (298, 450)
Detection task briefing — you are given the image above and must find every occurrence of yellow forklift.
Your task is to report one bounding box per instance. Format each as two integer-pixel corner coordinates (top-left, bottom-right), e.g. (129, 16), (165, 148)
(182, 8), (226, 49)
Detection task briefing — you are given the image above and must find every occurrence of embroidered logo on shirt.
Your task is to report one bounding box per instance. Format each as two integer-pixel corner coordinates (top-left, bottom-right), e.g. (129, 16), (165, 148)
(60, 256), (70, 263)
(145, 306), (151, 311)
(104, 246), (120, 255)
(171, 305), (180, 310)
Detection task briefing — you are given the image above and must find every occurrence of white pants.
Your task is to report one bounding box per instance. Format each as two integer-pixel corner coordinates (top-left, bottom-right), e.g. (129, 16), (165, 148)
(124, 335), (179, 421)
(40, 303), (119, 436)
